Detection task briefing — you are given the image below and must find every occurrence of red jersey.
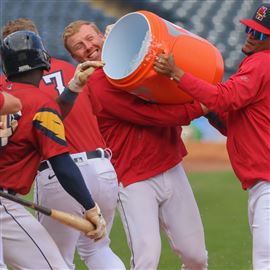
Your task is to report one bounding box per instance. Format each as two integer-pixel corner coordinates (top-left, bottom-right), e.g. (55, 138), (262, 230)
(0, 91), (4, 110)
(39, 58), (106, 153)
(87, 69), (204, 186)
(178, 50), (270, 189)
(0, 82), (68, 194)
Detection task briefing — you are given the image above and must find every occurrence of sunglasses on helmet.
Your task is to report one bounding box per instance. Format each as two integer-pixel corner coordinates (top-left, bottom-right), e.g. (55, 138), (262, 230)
(245, 26), (267, 40)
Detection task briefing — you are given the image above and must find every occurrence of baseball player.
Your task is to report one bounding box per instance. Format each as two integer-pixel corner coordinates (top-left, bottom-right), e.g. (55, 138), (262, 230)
(1, 18), (125, 270)
(0, 80), (22, 268)
(0, 30), (106, 269)
(154, 3), (270, 269)
(63, 21), (208, 270)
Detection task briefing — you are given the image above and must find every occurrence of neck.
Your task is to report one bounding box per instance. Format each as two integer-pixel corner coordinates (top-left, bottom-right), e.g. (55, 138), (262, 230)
(9, 69), (43, 87)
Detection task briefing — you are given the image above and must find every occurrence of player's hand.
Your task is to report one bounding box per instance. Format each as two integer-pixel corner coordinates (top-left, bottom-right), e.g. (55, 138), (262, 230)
(68, 61), (105, 93)
(0, 113), (20, 147)
(154, 53), (184, 81)
(85, 203), (107, 241)
(104, 24), (114, 39)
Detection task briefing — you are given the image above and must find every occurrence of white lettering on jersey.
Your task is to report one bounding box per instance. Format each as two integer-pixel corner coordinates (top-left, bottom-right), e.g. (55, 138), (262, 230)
(42, 71), (66, 95)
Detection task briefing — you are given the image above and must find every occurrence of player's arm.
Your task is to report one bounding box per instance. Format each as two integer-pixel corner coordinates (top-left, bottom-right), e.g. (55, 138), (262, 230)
(0, 91), (22, 115)
(33, 103), (105, 240)
(56, 89), (77, 118)
(88, 79), (205, 127)
(49, 153), (95, 209)
(48, 153), (106, 240)
(154, 53), (263, 114)
(57, 61), (104, 118)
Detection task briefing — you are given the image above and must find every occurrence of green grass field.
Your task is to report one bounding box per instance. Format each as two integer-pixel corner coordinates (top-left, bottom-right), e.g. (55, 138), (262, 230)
(73, 170), (252, 270)
(20, 170), (251, 269)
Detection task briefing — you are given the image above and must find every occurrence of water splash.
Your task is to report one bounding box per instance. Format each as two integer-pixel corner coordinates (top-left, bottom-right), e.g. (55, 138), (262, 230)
(124, 30), (151, 76)
(124, 31), (164, 77)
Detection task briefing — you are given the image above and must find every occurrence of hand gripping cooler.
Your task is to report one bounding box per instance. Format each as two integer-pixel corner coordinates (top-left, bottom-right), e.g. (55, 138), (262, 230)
(102, 10), (224, 104)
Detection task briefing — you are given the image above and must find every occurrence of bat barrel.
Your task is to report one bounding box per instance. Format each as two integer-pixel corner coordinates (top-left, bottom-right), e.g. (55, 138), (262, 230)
(0, 190), (95, 234)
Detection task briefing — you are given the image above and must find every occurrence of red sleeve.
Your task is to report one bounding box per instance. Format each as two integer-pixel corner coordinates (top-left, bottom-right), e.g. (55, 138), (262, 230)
(0, 92), (4, 110)
(178, 54), (265, 115)
(32, 100), (68, 159)
(87, 71), (204, 127)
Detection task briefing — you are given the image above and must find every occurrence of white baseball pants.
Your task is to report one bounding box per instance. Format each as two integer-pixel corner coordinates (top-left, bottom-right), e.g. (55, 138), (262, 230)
(118, 163), (208, 270)
(248, 181), (270, 270)
(0, 236), (5, 270)
(35, 153), (125, 270)
(0, 196), (68, 269)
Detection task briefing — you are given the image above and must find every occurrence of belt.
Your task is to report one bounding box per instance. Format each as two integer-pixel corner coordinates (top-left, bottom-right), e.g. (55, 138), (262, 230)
(38, 149), (110, 172)
(0, 187), (17, 195)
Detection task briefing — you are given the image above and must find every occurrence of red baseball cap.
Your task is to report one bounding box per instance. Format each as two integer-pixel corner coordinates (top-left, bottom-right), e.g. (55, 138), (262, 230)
(240, 3), (270, 35)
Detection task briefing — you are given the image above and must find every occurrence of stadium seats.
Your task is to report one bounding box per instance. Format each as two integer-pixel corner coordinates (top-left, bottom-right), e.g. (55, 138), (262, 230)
(115, 0), (263, 79)
(1, 0), (262, 77)
(1, 0), (116, 64)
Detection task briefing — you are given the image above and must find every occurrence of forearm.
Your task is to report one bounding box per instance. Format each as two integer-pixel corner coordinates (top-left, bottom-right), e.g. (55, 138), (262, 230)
(56, 60), (104, 118)
(94, 86), (203, 127)
(180, 101), (205, 126)
(0, 92), (22, 114)
(49, 153), (95, 210)
(56, 88), (78, 118)
(177, 73), (219, 110)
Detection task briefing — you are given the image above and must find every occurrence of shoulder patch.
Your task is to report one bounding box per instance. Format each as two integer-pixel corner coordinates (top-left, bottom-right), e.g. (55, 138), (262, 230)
(33, 108), (67, 145)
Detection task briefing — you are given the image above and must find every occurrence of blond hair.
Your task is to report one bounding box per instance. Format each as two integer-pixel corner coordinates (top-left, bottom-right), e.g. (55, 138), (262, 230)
(2, 18), (38, 39)
(63, 20), (101, 53)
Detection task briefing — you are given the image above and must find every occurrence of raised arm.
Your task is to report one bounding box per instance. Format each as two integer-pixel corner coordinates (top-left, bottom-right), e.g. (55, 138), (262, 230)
(57, 61), (104, 118)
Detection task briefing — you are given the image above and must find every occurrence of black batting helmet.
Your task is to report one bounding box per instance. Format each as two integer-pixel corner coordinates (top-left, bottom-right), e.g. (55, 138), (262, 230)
(0, 30), (51, 79)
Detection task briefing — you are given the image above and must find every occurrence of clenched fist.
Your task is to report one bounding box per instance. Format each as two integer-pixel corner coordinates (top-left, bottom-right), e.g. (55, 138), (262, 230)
(85, 203), (107, 241)
(68, 61), (104, 93)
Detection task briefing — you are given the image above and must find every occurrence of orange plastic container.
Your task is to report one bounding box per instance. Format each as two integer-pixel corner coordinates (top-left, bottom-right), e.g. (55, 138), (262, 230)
(102, 10), (224, 104)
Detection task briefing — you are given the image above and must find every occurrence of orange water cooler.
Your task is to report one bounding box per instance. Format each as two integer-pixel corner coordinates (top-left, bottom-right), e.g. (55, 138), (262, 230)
(102, 10), (224, 104)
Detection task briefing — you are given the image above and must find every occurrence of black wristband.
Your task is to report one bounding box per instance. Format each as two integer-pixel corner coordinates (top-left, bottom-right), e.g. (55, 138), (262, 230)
(59, 88), (79, 104)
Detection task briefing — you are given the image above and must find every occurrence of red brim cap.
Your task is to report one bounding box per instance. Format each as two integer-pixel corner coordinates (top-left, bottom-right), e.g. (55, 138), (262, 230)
(240, 19), (270, 35)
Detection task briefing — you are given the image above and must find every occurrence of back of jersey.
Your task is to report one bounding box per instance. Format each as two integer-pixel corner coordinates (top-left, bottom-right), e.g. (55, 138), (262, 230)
(40, 58), (106, 153)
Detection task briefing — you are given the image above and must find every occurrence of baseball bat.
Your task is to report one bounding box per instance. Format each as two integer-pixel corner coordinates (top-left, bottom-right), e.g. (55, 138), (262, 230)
(0, 190), (95, 233)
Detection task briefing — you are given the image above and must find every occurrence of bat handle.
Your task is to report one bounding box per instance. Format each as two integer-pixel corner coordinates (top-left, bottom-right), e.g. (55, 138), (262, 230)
(51, 209), (95, 233)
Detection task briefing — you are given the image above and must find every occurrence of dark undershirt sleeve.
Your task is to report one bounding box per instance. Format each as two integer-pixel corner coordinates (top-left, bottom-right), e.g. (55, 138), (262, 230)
(49, 153), (95, 210)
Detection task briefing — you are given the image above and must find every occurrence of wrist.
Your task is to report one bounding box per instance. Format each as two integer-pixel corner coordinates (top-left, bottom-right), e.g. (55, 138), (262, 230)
(59, 88), (79, 104)
(170, 68), (184, 82)
(68, 78), (83, 93)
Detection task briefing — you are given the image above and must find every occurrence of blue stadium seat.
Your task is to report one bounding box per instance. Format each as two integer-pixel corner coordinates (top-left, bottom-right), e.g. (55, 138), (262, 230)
(116, 0), (264, 79)
(1, 0), (116, 63)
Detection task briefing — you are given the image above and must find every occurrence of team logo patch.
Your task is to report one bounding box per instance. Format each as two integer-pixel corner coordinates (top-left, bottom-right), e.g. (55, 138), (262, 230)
(33, 108), (67, 145)
(256, 6), (267, 21)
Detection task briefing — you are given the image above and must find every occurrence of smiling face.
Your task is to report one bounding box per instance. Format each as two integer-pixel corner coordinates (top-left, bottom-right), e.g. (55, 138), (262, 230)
(66, 24), (104, 63)
(242, 32), (270, 55)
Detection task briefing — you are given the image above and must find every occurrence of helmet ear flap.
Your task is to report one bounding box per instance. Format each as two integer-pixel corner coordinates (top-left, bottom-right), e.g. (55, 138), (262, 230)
(0, 30), (51, 79)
